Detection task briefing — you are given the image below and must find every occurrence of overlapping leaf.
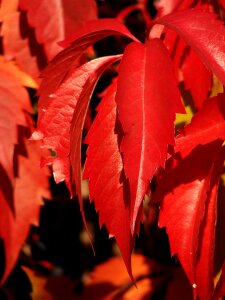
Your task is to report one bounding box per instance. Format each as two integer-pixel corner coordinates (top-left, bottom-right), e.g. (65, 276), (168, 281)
(175, 93), (225, 154)
(157, 141), (223, 299)
(32, 55), (121, 240)
(0, 0), (41, 80)
(0, 130), (50, 283)
(115, 38), (184, 232)
(0, 57), (31, 181)
(153, 92), (225, 298)
(19, 0), (97, 60)
(195, 148), (225, 300)
(158, 10), (225, 85)
(0, 54), (50, 283)
(37, 18), (138, 111)
(83, 82), (133, 277)
(163, 30), (184, 75)
(182, 48), (212, 110)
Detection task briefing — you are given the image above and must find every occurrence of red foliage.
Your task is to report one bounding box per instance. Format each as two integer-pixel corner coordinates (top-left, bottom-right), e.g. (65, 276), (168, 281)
(2, 1), (225, 299)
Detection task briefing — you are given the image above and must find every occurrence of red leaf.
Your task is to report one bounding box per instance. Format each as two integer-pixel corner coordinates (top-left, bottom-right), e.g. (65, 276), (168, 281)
(0, 129), (50, 283)
(182, 48), (212, 110)
(156, 0), (194, 16)
(158, 10), (225, 85)
(33, 55), (120, 188)
(83, 82), (133, 278)
(0, 0), (40, 80)
(175, 93), (225, 154)
(0, 58), (31, 181)
(163, 30), (187, 80)
(19, 0), (97, 60)
(195, 147), (225, 300)
(158, 141), (223, 298)
(38, 18), (138, 111)
(218, 0), (225, 11)
(115, 38), (184, 232)
(69, 57), (121, 224)
(33, 55), (121, 240)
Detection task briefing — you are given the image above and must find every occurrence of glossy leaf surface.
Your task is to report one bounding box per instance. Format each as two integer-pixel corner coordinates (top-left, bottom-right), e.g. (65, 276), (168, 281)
(116, 38), (184, 232)
(83, 82), (133, 277)
(159, 10), (225, 85)
(158, 142), (223, 299)
(175, 93), (225, 154)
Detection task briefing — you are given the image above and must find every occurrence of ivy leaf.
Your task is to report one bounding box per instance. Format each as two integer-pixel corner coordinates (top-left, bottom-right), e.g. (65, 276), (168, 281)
(115, 38), (184, 232)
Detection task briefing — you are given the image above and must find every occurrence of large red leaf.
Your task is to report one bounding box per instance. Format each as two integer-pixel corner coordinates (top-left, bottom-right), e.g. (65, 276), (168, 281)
(195, 147), (225, 300)
(0, 129), (50, 283)
(115, 38), (184, 232)
(83, 82), (133, 278)
(38, 18), (138, 111)
(32, 55), (121, 237)
(182, 48), (212, 110)
(158, 10), (225, 86)
(158, 141), (223, 299)
(175, 93), (225, 154)
(19, 0), (97, 60)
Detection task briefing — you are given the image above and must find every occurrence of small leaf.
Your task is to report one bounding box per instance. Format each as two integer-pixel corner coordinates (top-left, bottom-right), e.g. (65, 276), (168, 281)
(182, 48), (212, 110)
(175, 93), (225, 154)
(158, 10), (225, 86)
